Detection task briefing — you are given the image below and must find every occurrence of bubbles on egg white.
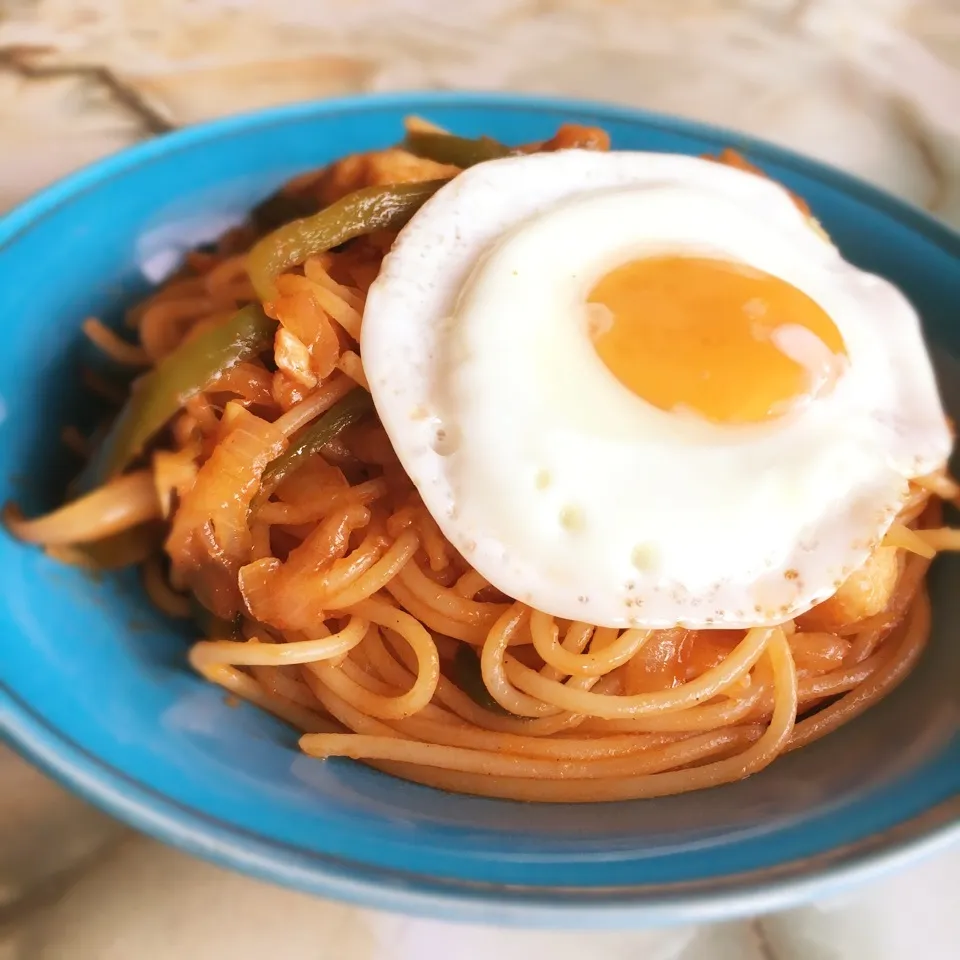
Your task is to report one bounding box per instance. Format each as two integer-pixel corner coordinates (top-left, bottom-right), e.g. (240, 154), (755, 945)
(631, 543), (660, 572)
(559, 505), (584, 532)
(430, 423), (460, 457)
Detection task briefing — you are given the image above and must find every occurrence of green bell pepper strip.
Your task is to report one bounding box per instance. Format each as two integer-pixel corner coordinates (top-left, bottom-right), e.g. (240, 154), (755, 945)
(453, 643), (514, 717)
(95, 304), (277, 481)
(254, 389), (374, 508)
(247, 180), (449, 303)
(403, 131), (513, 168)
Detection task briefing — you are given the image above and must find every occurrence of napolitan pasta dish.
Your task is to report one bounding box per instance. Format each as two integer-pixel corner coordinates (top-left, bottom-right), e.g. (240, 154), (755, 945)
(10, 119), (960, 803)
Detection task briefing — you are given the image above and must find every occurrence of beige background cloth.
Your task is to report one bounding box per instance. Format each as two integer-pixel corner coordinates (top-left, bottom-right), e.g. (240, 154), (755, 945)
(1, 1), (959, 957)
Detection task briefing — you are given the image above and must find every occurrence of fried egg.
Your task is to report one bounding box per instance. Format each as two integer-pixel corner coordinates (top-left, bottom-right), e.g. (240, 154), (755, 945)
(360, 150), (951, 628)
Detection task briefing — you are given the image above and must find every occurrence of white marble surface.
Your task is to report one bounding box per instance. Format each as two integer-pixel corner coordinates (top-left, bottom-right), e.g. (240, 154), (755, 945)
(1, 1), (959, 957)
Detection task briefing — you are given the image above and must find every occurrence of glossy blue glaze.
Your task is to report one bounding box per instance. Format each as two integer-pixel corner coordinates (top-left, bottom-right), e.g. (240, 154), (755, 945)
(0, 93), (957, 927)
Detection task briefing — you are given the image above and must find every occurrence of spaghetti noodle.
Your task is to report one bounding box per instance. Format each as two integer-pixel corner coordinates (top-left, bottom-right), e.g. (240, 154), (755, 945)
(8, 122), (958, 802)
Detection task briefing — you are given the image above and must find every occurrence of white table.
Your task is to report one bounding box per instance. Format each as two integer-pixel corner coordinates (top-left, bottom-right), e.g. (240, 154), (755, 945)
(1, 2), (958, 957)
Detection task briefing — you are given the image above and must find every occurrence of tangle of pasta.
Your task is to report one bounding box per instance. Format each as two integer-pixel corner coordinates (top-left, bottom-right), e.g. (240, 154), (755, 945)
(8, 121), (958, 802)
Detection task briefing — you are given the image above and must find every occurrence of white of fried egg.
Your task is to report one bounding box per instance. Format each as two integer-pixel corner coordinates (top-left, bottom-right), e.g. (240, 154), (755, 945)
(360, 150), (951, 629)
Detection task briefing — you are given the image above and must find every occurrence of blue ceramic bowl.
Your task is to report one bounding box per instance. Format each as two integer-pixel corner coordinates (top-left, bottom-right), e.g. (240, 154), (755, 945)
(0, 93), (957, 927)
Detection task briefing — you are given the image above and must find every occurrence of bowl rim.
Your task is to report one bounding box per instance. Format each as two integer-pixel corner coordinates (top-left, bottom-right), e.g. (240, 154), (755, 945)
(1, 90), (958, 927)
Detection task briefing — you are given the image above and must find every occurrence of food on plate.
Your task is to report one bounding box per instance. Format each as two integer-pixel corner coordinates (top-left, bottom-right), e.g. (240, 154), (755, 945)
(8, 119), (957, 803)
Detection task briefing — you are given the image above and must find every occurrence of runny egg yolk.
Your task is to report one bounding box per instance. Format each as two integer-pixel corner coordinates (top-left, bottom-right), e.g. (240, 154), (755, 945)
(587, 256), (848, 424)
